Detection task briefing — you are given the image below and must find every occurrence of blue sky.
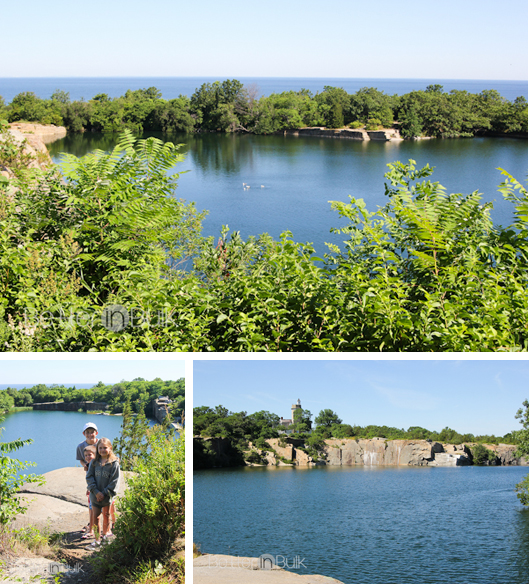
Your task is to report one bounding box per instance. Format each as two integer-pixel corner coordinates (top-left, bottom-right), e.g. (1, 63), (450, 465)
(1, 0), (527, 79)
(0, 357), (185, 385)
(193, 359), (529, 437)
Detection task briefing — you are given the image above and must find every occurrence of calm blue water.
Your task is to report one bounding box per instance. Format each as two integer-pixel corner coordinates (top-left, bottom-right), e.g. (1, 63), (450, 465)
(194, 465), (529, 584)
(0, 77), (527, 103)
(48, 133), (528, 256)
(0, 410), (161, 474)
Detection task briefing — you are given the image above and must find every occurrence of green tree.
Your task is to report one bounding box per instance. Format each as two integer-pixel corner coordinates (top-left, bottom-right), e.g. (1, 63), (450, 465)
(7, 92), (62, 125)
(0, 391), (14, 412)
(349, 87), (395, 127)
(315, 86), (350, 128)
(315, 409), (342, 428)
(113, 397), (150, 471)
(291, 407), (312, 434)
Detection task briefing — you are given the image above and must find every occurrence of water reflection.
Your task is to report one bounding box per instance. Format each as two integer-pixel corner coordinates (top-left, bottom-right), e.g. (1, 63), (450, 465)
(47, 132), (528, 255)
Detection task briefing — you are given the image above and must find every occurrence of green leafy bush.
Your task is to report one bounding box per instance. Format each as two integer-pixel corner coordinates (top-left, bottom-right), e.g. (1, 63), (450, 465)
(515, 474), (529, 506)
(471, 444), (497, 465)
(102, 428), (184, 570)
(1, 122), (527, 352)
(349, 121), (364, 129)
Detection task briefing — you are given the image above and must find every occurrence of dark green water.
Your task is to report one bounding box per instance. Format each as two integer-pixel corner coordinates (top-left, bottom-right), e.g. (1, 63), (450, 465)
(194, 465), (529, 584)
(1, 410), (160, 474)
(48, 133), (528, 256)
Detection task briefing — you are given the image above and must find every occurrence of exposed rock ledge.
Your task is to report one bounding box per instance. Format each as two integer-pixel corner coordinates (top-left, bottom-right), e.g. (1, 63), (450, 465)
(13, 467), (130, 532)
(9, 122), (67, 145)
(194, 554), (344, 584)
(0, 122), (66, 179)
(284, 127), (402, 141)
(195, 437), (527, 468)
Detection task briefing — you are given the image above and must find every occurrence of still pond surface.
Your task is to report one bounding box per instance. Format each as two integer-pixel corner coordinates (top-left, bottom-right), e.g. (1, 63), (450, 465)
(1, 410), (159, 474)
(194, 465), (529, 584)
(48, 134), (528, 257)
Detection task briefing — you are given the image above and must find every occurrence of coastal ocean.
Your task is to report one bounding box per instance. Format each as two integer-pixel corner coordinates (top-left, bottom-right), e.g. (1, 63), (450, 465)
(0, 77), (527, 103)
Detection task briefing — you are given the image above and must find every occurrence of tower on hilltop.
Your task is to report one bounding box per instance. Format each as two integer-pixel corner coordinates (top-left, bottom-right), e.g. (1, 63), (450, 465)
(291, 398), (301, 422)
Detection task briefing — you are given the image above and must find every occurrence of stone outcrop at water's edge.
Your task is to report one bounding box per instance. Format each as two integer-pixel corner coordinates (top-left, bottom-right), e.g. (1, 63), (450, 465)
(283, 127), (402, 141)
(0, 122), (66, 179)
(194, 437), (528, 469)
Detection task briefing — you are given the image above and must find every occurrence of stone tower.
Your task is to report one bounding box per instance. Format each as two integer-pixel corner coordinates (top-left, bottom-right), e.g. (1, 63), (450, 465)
(291, 398), (301, 423)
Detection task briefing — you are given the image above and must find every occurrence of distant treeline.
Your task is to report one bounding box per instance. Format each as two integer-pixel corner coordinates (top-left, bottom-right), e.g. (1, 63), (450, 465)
(1, 80), (527, 138)
(0, 378), (185, 414)
(193, 405), (517, 448)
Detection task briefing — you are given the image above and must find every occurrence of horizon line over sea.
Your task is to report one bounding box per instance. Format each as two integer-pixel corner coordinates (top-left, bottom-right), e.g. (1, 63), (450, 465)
(0, 383), (109, 390)
(0, 76), (527, 103)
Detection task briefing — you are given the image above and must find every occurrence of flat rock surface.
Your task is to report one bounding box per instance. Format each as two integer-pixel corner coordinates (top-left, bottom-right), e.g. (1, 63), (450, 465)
(4, 467), (132, 583)
(194, 555), (344, 584)
(19, 466), (130, 506)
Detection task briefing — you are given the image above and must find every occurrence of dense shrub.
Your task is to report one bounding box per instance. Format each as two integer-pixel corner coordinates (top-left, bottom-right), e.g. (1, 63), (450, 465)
(1, 123), (526, 352)
(95, 428), (184, 580)
(471, 444), (498, 465)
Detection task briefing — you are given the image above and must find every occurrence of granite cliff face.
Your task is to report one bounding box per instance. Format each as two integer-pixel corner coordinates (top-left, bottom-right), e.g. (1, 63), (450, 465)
(322, 438), (470, 466)
(194, 437), (527, 469)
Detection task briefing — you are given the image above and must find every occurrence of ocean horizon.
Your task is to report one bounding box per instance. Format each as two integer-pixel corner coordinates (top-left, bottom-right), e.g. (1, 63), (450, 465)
(0, 383), (105, 391)
(1, 76), (527, 104)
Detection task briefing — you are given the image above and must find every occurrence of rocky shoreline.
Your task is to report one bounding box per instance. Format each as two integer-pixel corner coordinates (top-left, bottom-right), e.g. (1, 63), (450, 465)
(284, 126), (402, 141)
(194, 437), (528, 469)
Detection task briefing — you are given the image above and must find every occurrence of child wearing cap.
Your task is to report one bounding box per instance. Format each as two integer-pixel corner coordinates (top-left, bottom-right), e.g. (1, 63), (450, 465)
(76, 422), (99, 471)
(76, 422), (100, 534)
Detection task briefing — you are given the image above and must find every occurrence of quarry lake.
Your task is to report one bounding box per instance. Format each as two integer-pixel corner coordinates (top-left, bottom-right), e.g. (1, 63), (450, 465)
(48, 133), (528, 257)
(1, 410), (162, 474)
(194, 465), (529, 584)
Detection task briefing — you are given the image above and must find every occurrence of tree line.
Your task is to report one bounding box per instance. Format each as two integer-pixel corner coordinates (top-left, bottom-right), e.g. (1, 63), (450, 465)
(0, 378), (184, 414)
(0, 127), (526, 352)
(193, 404), (518, 447)
(1, 80), (527, 137)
